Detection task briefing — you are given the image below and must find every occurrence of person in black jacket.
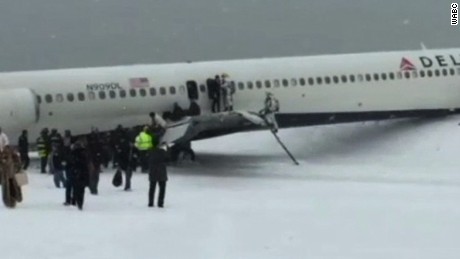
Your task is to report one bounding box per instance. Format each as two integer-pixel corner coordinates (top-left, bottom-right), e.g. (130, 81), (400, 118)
(50, 129), (63, 149)
(116, 132), (134, 191)
(64, 139), (89, 210)
(148, 143), (169, 208)
(17, 130), (29, 170)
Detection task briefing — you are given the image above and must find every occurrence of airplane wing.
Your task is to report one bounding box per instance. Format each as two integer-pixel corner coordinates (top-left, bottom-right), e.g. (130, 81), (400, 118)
(160, 111), (269, 145)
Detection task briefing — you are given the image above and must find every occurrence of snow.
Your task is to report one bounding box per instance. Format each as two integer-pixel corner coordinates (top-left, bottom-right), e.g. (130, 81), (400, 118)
(2, 116), (460, 259)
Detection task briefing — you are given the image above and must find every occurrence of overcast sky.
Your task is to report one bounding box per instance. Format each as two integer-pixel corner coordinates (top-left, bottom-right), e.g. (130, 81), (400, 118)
(0, 0), (458, 71)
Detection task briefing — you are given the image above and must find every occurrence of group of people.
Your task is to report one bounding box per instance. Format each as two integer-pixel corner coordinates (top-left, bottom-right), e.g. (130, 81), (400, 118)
(0, 113), (171, 210)
(208, 74), (235, 113)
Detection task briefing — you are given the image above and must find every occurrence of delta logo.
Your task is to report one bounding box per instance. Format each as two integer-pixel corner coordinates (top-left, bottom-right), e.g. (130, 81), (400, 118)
(400, 58), (416, 71)
(399, 54), (460, 70)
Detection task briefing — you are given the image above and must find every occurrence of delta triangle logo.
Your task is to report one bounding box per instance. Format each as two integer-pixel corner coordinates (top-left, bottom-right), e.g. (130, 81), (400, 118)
(400, 57), (416, 71)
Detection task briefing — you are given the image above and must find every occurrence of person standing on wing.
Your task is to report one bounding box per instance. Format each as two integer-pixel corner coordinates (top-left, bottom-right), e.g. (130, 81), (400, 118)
(260, 92), (280, 133)
(221, 74), (234, 111)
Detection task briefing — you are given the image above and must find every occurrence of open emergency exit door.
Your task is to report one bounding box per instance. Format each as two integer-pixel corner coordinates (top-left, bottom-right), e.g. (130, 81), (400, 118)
(186, 81), (198, 100)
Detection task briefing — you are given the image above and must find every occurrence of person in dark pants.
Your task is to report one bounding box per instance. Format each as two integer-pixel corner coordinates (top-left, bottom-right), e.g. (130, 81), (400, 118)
(214, 75), (221, 112)
(148, 144), (169, 208)
(64, 150), (75, 206)
(117, 135), (133, 191)
(110, 125), (124, 168)
(17, 130), (29, 170)
(87, 129), (103, 173)
(36, 130), (48, 173)
(49, 144), (66, 188)
(64, 139), (89, 210)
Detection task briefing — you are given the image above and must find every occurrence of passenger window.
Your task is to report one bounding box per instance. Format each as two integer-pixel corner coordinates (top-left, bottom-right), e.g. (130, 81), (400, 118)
(324, 76), (331, 84)
(170, 86), (177, 95)
(427, 70), (433, 77)
(78, 92), (85, 101)
(381, 73), (387, 81)
(349, 75), (356, 83)
(434, 69), (440, 77)
(419, 70), (425, 77)
(88, 92), (95, 100)
(160, 87), (166, 95)
(365, 74), (371, 81)
(99, 91), (106, 99)
(179, 85), (186, 94)
(291, 78), (297, 86)
(373, 73), (379, 81)
(282, 79), (289, 87)
(37, 95), (42, 104)
(265, 80), (271, 88)
(404, 71), (410, 79)
(56, 94), (63, 103)
(299, 78), (306, 86)
(274, 79), (280, 87)
(67, 93), (75, 102)
(316, 77), (322, 85)
(149, 88), (156, 96)
(247, 82), (254, 89)
(256, 81), (262, 89)
(333, 76), (339, 84)
(140, 88), (147, 96)
(45, 94), (53, 103)
(341, 75), (348, 83)
(238, 82), (244, 90)
(120, 90), (126, 98)
(108, 91), (116, 99)
(357, 74), (364, 82)
(199, 85), (206, 93)
(130, 89), (137, 97)
(308, 78), (314, 85)
(450, 68), (456, 75)
(442, 68), (448, 76)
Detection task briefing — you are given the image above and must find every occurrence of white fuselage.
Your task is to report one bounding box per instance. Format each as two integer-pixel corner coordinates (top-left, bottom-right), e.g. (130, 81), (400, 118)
(1, 48), (460, 141)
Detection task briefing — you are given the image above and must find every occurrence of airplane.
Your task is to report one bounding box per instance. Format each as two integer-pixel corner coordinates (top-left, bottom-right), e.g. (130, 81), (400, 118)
(1, 47), (460, 162)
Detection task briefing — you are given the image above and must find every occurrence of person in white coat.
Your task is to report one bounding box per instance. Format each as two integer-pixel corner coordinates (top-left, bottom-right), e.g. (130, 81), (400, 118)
(221, 74), (234, 111)
(260, 92), (280, 133)
(0, 127), (10, 152)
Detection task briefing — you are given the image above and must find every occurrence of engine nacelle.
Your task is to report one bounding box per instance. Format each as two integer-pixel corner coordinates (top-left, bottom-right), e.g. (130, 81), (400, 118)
(0, 88), (38, 132)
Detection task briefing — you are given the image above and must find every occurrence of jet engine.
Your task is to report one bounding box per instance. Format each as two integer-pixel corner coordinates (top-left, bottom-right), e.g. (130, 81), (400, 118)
(0, 88), (38, 132)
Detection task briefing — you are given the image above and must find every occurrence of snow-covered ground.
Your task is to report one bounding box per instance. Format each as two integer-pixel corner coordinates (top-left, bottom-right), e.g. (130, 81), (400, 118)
(2, 117), (460, 259)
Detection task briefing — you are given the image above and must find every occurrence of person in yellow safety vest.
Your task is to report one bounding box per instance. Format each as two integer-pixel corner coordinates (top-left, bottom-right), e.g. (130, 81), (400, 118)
(135, 126), (154, 173)
(36, 133), (48, 174)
